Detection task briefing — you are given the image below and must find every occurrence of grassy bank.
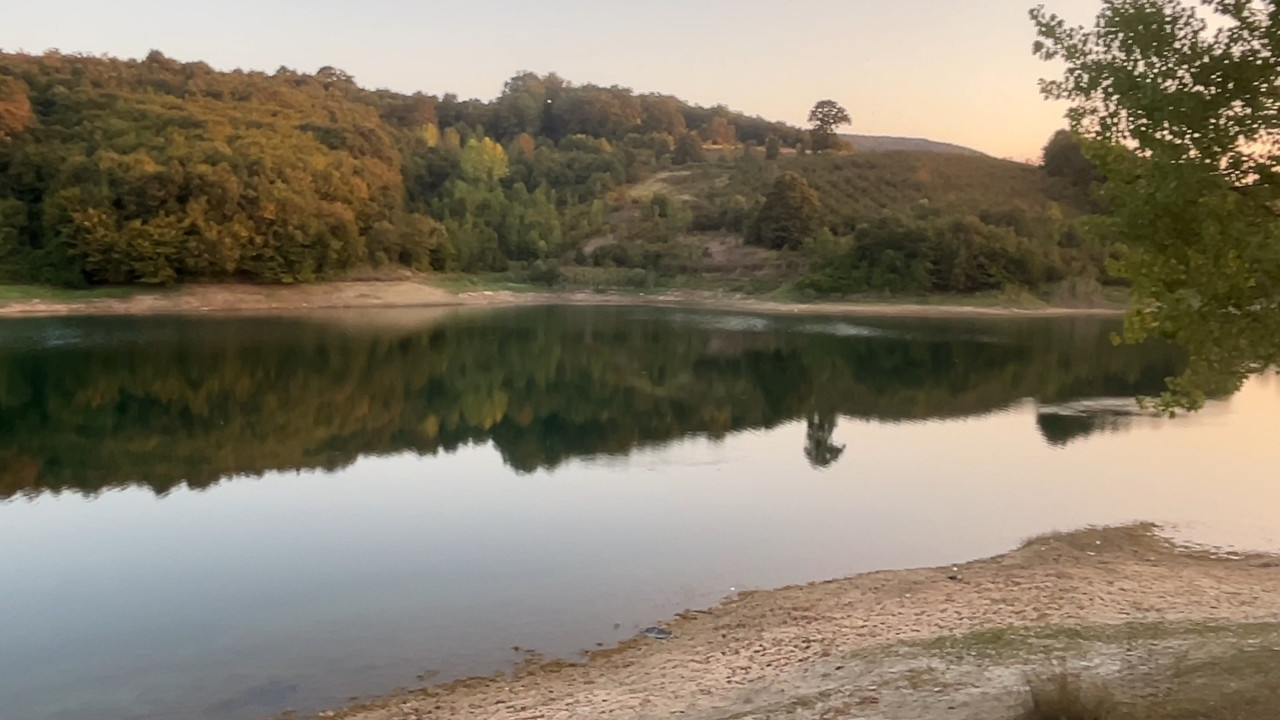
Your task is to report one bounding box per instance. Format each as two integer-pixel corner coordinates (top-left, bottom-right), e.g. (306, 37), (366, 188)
(0, 284), (139, 303)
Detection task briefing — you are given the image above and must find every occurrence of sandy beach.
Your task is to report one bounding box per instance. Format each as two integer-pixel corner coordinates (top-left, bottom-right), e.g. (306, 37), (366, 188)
(314, 526), (1280, 720)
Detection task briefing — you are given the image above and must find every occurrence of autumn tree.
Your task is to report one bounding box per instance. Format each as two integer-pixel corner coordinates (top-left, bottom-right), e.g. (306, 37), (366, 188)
(808, 100), (850, 152)
(1033, 0), (1280, 409)
(752, 172), (821, 250)
(700, 114), (737, 145)
(0, 76), (33, 140)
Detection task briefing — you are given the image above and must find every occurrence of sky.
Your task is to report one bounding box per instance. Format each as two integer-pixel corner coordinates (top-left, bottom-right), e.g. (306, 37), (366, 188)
(3, 0), (1106, 160)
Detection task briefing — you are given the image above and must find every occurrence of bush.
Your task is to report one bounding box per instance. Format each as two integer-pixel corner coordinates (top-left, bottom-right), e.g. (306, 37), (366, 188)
(801, 215), (1068, 295)
(624, 268), (649, 288)
(1019, 673), (1115, 720)
(525, 259), (564, 286)
(592, 242), (643, 269)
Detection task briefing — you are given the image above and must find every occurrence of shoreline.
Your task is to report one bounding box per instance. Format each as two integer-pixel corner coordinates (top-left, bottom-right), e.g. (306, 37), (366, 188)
(315, 525), (1280, 720)
(0, 281), (1125, 319)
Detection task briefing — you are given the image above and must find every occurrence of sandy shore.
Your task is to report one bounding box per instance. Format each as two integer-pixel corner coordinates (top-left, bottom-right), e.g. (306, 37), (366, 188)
(317, 526), (1280, 720)
(0, 281), (1123, 319)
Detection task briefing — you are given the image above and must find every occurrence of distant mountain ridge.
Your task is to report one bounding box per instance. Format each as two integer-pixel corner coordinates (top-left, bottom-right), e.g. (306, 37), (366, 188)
(841, 134), (985, 156)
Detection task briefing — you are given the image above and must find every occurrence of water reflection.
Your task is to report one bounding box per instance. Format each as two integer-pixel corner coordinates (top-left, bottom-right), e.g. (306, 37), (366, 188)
(0, 306), (1185, 500)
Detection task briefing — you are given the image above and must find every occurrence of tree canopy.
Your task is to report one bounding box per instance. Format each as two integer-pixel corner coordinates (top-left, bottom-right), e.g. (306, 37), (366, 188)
(672, 132), (706, 165)
(753, 172), (821, 250)
(808, 100), (851, 152)
(1, 49), (1125, 307)
(1032, 0), (1280, 409)
(1041, 130), (1100, 192)
(0, 51), (806, 286)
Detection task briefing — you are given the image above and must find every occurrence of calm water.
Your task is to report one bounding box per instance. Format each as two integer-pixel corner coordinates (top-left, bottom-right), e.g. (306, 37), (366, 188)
(2, 306), (1278, 720)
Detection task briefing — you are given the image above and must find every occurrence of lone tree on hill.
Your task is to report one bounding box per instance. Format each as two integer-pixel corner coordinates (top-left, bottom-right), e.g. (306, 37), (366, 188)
(808, 100), (850, 152)
(752, 171), (821, 250)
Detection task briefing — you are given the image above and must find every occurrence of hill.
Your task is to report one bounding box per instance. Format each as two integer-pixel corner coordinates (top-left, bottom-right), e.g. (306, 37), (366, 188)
(840, 134), (984, 156)
(0, 50), (799, 286)
(0, 49), (1104, 300)
(587, 150), (1109, 298)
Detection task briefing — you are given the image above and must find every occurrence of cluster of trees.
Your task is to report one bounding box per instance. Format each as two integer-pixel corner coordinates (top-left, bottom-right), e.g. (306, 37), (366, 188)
(1032, 0), (1280, 408)
(0, 53), (443, 284)
(4, 49), (1110, 303)
(800, 214), (1075, 294)
(0, 308), (1184, 499)
(0, 51), (808, 285)
(663, 137), (1108, 294)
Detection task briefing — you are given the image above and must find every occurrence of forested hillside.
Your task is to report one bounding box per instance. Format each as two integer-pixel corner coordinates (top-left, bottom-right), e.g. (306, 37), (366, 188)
(0, 50), (1106, 298)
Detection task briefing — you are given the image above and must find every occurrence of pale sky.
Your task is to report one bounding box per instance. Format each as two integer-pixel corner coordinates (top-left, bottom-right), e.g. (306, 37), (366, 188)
(3, 0), (1105, 160)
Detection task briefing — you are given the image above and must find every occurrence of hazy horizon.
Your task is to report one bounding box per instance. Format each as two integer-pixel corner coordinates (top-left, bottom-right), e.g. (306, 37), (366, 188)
(2, 0), (1106, 160)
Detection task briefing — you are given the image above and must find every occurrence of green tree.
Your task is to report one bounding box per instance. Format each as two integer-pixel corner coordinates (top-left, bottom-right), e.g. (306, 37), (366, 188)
(1033, 0), (1280, 409)
(808, 100), (850, 152)
(639, 95), (687, 136)
(753, 172), (821, 250)
(804, 411), (845, 469)
(765, 135), (781, 161)
(672, 132), (705, 165)
(1041, 130), (1099, 190)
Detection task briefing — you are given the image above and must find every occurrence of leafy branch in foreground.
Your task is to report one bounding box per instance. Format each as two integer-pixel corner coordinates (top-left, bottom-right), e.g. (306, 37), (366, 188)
(1032, 0), (1280, 410)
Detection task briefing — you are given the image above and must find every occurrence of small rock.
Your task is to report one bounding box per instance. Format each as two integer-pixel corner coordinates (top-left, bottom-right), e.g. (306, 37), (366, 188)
(642, 626), (672, 640)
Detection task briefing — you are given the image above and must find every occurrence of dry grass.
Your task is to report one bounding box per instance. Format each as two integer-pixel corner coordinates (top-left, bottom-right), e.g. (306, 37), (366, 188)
(1019, 646), (1280, 720)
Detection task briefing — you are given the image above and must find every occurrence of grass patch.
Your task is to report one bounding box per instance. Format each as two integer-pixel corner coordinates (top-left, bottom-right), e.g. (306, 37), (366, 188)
(0, 284), (138, 304)
(916, 620), (1280, 664)
(1019, 651), (1280, 720)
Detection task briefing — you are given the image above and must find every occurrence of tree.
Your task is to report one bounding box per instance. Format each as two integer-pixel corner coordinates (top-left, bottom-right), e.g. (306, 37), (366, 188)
(0, 76), (33, 140)
(765, 135), (781, 161)
(700, 115), (737, 145)
(753, 172), (821, 250)
(459, 137), (509, 184)
(1033, 0), (1280, 410)
(672, 132), (705, 165)
(808, 100), (850, 152)
(639, 95), (687, 136)
(804, 411), (845, 469)
(1041, 130), (1099, 190)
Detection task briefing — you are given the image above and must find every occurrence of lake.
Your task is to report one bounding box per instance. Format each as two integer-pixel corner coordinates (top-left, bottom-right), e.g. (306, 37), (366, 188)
(1, 305), (1278, 720)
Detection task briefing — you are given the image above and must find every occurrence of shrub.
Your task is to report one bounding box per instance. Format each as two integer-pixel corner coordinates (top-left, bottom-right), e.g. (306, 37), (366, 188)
(1019, 673), (1115, 720)
(525, 259), (563, 286)
(752, 171), (821, 250)
(801, 215), (1069, 295)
